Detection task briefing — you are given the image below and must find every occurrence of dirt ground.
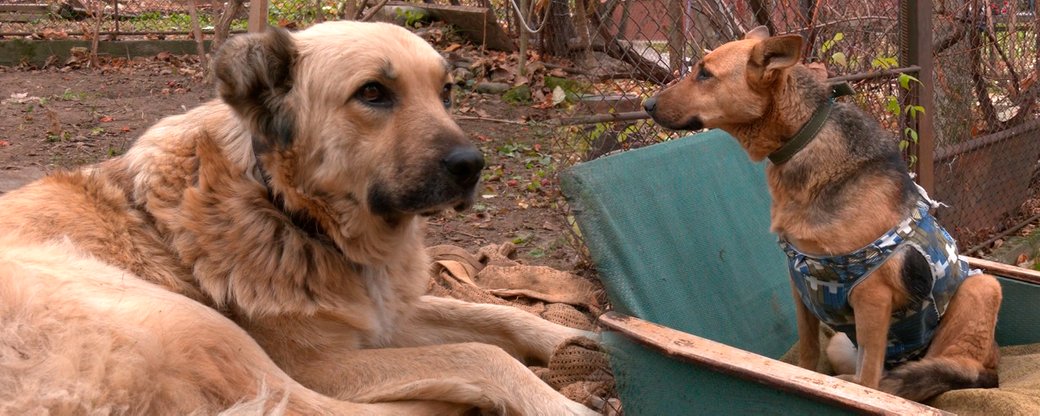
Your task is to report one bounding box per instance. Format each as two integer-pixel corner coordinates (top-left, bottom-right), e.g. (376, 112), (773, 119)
(0, 56), (589, 273)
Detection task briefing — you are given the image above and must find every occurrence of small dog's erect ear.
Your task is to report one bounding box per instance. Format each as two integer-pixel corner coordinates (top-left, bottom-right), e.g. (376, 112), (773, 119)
(747, 34), (803, 87)
(744, 25), (771, 40)
(213, 28), (298, 154)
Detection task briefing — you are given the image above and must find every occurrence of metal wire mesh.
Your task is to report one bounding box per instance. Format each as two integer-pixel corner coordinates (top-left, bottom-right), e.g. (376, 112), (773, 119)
(0, 1), (252, 39)
(538, 0), (1038, 253)
(551, 0), (907, 158)
(930, 0), (1040, 251)
(3, 0), (1036, 251)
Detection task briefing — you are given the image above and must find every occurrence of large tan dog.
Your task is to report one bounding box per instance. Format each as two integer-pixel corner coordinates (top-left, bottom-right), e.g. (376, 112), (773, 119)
(643, 26), (1003, 402)
(0, 21), (598, 415)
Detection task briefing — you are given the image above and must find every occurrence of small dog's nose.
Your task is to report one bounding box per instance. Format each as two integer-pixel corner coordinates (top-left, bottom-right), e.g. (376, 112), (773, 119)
(443, 147), (485, 186)
(643, 96), (657, 114)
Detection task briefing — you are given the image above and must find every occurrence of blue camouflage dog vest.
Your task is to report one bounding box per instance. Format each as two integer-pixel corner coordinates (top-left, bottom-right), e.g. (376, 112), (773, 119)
(781, 190), (976, 366)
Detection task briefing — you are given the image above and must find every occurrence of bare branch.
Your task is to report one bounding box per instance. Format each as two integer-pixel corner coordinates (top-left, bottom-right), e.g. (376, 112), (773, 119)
(360, 0), (391, 22)
(747, 0), (775, 34)
(213, 0), (245, 51)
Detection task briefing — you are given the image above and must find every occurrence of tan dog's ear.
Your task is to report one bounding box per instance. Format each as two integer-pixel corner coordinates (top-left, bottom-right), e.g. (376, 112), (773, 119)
(213, 27), (298, 153)
(747, 34), (803, 87)
(744, 25), (771, 40)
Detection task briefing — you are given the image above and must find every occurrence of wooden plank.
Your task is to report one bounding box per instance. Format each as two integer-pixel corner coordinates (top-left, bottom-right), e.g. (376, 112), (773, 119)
(0, 39), (214, 66)
(964, 255), (1040, 285)
(248, 0), (268, 33)
(388, 1), (514, 51)
(599, 312), (951, 416)
(0, 13), (45, 23)
(0, 5), (49, 13)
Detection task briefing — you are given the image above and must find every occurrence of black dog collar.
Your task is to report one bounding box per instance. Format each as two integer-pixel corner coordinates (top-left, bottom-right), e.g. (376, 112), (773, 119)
(768, 82), (856, 165)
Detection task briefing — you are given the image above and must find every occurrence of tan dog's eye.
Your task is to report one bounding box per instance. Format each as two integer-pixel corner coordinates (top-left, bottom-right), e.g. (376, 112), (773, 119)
(697, 65), (713, 81)
(441, 84), (453, 108)
(355, 82), (393, 108)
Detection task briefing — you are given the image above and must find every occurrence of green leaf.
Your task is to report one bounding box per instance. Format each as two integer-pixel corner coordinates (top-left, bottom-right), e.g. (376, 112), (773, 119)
(904, 128), (919, 143)
(833, 32), (844, 42)
(898, 73), (921, 90)
(885, 96), (900, 117)
(899, 140), (909, 151)
(871, 56), (898, 70)
(830, 52), (847, 67)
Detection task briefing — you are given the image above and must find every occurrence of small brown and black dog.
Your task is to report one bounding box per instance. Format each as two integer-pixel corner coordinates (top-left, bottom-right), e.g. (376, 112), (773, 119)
(643, 26), (1003, 402)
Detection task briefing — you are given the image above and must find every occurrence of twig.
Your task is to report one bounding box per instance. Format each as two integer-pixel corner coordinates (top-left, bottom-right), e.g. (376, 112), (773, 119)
(777, 16), (897, 35)
(88, 2), (101, 68)
(456, 230), (481, 239)
(747, 0), (775, 34)
(455, 115), (528, 125)
(212, 0), (245, 51)
(981, 24), (1021, 96)
(360, 0), (390, 22)
(186, 0), (208, 67)
(353, 0), (370, 20)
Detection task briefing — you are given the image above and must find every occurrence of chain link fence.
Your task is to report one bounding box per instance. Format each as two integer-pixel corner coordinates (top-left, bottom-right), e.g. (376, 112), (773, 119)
(930, 0), (1040, 254)
(550, 0), (913, 159)
(0, 1), (244, 39)
(535, 0), (1038, 255)
(3, 0), (1037, 254)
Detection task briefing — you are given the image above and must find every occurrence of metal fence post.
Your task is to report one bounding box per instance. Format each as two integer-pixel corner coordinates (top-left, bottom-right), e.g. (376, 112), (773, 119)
(902, 0), (936, 193)
(249, 0), (269, 33)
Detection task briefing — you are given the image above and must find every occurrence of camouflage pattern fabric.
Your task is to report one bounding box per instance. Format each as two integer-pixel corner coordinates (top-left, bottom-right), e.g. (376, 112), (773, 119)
(782, 193), (977, 366)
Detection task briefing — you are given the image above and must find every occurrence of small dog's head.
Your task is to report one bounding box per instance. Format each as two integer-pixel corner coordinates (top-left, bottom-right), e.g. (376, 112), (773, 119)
(643, 26), (803, 132)
(213, 22), (483, 221)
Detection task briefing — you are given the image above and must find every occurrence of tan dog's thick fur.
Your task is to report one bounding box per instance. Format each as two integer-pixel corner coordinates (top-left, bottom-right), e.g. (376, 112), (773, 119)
(644, 26), (1002, 402)
(0, 21), (598, 415)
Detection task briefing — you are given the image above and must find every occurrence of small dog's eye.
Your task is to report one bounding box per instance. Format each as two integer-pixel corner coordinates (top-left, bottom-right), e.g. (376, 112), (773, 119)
(441, 84), (453, 108)
(697, 66), (713, 81)
(355, 82), (393, 108)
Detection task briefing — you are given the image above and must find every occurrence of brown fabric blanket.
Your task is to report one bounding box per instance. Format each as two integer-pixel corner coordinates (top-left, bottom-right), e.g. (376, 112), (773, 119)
(930, 343), (1040, 414)
(426, 243), (618, 414)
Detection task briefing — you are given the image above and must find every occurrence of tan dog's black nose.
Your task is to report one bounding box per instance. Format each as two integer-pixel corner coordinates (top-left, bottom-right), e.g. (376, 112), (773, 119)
(443, 147), (485, 186)
(643, 96), (657, 114)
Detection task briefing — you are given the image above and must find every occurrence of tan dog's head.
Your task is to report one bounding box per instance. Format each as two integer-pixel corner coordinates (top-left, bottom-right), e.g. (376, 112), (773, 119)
(213, 22), (483, 222)
(643, 26), (803, 132)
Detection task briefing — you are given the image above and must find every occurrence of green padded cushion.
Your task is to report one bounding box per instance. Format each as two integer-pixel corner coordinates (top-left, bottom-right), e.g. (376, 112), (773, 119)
(561, 130), (797, 358)
(996, 278), (1040, 346)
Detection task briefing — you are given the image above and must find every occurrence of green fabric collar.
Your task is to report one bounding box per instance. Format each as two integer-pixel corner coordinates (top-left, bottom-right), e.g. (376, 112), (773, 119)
(768, 82), (855, 165)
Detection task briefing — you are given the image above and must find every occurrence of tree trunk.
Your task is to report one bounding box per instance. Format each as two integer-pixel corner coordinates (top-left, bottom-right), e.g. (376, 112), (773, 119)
(540, 0), (577, 57)
(213, 0), (245, 51)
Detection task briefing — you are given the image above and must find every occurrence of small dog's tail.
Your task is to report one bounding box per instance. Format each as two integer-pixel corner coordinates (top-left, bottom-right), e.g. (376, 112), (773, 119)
(880, 357), (998, 402)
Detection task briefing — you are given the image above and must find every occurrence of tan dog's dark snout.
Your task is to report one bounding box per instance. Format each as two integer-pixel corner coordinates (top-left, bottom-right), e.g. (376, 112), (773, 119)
(442, 145), (484, 188)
